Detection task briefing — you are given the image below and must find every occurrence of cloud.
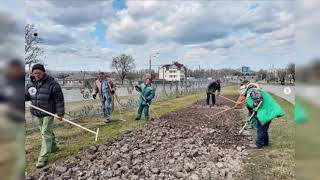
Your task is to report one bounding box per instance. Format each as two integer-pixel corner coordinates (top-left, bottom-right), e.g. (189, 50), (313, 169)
(26, 0), (296, 70)
(35, 24), (76, 46)
(27, 0), (113, 27)
(107, 1), (293, 48)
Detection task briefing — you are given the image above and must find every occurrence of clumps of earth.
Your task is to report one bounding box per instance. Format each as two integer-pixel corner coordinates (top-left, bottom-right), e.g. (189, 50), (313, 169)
(27, 95), (253, 180)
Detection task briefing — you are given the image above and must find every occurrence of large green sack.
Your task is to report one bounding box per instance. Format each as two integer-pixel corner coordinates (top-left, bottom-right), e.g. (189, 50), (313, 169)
(246, 89), (285, 125)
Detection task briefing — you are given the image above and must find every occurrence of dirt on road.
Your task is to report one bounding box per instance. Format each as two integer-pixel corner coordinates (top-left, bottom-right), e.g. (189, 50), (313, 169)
(27, 95), (253, 180)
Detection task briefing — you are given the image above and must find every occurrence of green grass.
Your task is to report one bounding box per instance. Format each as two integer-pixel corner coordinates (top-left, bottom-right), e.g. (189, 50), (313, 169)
(25, 86), (240, 173)
(25, 90), (211, 173)
(240, 94), (295, 180)
(295, 97), (320, 180)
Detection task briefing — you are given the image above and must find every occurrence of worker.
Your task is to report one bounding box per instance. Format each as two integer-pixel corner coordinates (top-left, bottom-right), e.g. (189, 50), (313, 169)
(206, 79), (221, 106)
(134, 77), (156, 122)
(240, 82), (285, 148)
(92, 72), (115, 123)
(25, 64), (65, 168)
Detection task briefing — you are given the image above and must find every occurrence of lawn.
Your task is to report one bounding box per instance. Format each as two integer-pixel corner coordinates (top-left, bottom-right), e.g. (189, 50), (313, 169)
(26, 88), (222, 173)
(240, 94), (295, 180)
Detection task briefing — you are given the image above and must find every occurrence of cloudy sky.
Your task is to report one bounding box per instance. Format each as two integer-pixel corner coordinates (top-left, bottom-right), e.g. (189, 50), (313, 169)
(25, 0), (298, 71)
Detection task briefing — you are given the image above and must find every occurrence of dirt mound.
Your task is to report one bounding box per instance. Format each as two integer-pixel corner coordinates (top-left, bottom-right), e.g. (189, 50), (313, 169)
(27, 95), (251, 180)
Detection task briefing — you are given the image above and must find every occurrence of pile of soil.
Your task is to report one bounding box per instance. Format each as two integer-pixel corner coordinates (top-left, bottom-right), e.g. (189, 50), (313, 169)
(27, 95), (252, 180)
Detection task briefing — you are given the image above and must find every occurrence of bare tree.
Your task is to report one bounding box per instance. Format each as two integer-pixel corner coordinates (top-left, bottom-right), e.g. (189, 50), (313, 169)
(56, 73), (70, 86)
(286, 63), (295, 83)
(25, 24), (43, 76)
(111, 54), (135, 84)
(277, 69), (287, 85)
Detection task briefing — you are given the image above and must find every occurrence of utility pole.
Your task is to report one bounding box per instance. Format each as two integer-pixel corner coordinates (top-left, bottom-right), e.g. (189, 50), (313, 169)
(149, 55), (152, 75)
(149, 52), (159, 75)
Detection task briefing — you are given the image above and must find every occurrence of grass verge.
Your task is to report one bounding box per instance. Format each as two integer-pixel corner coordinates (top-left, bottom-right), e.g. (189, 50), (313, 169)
(240, 94), (295, 180)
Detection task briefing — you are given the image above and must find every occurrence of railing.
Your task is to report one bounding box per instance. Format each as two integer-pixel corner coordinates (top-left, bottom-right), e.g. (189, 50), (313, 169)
(26, 80), (234, 130)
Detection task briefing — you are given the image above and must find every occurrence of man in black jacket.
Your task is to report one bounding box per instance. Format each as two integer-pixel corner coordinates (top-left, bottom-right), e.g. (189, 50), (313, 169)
(206, 79), (221, 106)
(25, 64), (65, 168)
(0, 59), (25, 179)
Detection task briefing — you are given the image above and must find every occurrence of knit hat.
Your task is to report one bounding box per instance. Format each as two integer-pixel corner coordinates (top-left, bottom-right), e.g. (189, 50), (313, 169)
(240, 80), (250, 86)
(32, 64), (46, 73)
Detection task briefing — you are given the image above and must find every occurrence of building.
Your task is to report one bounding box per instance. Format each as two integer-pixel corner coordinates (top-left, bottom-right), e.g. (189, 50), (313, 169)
(62, 73), (97, 87)
(159, 62), (186, 81)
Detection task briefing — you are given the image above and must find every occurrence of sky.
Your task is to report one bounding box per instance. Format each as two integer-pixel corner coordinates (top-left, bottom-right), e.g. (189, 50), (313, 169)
(20, 0), (312, 71)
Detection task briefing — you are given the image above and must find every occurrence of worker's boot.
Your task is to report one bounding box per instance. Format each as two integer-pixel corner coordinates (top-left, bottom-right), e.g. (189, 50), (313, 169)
(36, 161), (47, 168)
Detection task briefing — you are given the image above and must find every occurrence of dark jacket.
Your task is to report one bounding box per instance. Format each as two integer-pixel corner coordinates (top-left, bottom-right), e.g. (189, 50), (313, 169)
(0, 75), (25, 122)
(25, 74), (65, 117)
(207, 81), (221, 93)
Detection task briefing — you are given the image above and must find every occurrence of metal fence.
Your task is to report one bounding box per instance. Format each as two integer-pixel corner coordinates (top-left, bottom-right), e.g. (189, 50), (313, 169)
(26, 80), (225, 130)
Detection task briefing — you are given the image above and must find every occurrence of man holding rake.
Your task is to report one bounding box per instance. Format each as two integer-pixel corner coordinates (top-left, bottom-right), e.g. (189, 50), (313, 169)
(206, 79), (221, 106)
(25, 64), (65, 168)
(134, 77), (156, 122)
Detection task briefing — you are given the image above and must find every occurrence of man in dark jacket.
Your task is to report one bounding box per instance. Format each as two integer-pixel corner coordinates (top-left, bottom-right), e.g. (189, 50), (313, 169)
(206, 79), (221, 106)
(0, 59), (25, 179)
(25, 64), (65, 168)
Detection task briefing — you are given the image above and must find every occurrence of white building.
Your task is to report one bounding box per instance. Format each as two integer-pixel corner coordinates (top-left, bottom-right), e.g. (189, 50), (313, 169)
(159, 62), (186, 81)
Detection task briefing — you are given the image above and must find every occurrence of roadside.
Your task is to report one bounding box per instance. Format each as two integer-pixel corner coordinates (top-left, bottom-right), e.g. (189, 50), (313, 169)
(239, 94), (295, 179)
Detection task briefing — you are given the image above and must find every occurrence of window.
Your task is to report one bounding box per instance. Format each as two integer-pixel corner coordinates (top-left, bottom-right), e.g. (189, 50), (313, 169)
(169, 70), (176, 73)
(169, 75), (177, 78)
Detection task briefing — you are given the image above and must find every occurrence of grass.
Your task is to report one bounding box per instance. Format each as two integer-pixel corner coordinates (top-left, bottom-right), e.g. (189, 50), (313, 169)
(25, 85), (246, 173)
(295, 97), (320, 180)
(240, 94), (295, 180)
(26, 89), (214, 173)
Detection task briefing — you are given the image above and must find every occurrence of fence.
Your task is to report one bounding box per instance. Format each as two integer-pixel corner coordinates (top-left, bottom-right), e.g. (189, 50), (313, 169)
(26, 80), (232, 130)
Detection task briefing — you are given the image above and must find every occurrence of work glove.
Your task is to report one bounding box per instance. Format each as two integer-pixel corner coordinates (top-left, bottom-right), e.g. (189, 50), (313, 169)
(135, 85), (141, 92)
(245, 115), (258, 129)
(57, 115), (64, 121)
(111, 89), (115, 94)
(92, 94), (96, 99)
(215, 90), (220, 96)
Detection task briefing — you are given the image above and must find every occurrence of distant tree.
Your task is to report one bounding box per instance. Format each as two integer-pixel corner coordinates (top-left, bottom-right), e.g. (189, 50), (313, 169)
(25, 24), (43, 75)
(286, 63), (295, 83)
(56, 73), (70, 86)
(277, 69), (287, 85)
(256, 69), (267, 80)
(111, 54), (135, 84)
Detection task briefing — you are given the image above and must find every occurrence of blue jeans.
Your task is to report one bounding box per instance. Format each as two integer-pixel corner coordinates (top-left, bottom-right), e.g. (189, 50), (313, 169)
(102, 98), (111, 120)
(256, 120), (271, 147)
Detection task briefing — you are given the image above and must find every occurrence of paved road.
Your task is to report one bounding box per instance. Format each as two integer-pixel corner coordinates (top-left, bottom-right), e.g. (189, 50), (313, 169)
(260, 84), (295, 104)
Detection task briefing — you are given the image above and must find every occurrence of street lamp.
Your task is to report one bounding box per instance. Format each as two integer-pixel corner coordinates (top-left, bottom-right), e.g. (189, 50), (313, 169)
(149, 52), (159, 74)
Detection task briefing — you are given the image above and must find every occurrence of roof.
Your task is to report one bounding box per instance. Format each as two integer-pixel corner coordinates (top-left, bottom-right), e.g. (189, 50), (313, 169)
(162, 61), (186, 70)
(65, 73), (97, 80)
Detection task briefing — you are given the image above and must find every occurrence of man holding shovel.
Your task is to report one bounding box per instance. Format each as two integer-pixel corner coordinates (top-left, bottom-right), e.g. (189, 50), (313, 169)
(239, 82), (285, 148)
(134, 77), (156, 122)
(206, 79), (221, 106)
(25, 64), (65, 168)
(92, 72), (115, 123)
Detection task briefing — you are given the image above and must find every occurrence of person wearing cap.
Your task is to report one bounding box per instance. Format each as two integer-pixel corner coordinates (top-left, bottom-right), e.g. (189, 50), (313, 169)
(92, 72), (115, 123)
(240, 82), (285, 148)
(134, 77), (156, 122)
(25, 64), (65, 168)
(206, 79), (221, 106)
